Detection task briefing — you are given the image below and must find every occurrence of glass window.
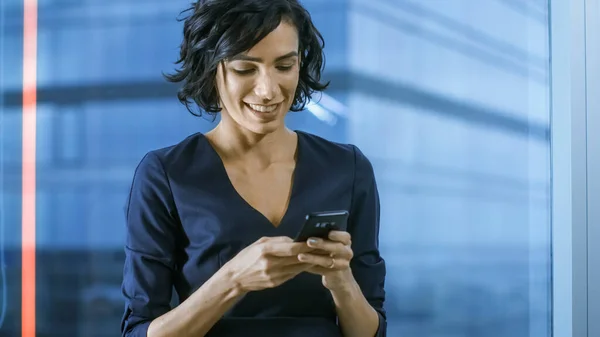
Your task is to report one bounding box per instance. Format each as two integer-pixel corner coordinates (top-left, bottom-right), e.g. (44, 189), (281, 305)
(0, 0), (553, 336)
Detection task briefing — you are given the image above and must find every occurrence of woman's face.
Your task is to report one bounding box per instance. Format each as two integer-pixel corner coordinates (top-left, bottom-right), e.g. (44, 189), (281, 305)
(215, 21), (300, 135)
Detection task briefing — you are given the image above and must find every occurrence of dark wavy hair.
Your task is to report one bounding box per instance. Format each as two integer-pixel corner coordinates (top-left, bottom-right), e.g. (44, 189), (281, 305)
(164, 0), (330, 117)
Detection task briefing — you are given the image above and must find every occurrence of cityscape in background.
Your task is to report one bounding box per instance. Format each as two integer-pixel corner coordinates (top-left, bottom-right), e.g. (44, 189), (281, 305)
(1, 0), (551, 336)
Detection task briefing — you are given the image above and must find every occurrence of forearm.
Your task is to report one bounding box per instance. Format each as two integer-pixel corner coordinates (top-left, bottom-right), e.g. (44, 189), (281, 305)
(147, 267), (245, 337)
(331, 271), (380, 337)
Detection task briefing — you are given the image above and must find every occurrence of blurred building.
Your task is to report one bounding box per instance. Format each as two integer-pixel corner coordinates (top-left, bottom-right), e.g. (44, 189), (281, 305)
(1, 1), (555, 336)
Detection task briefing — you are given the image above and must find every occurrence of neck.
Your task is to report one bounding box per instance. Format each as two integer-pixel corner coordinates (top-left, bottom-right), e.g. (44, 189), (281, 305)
(206, 121), (296, 167)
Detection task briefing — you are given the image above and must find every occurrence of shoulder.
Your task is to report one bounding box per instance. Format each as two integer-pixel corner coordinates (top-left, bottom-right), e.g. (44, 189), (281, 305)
(130, 132), (204, 184)
(134, 132), (214, 178)
(146, 132), (207, 167)
(297, 130), (374, 176)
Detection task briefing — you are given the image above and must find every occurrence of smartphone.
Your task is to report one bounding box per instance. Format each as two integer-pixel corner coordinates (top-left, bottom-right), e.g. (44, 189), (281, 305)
(293, 210), (349, 242)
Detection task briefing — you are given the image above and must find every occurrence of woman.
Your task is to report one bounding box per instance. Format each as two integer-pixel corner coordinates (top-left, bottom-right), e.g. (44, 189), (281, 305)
(120, 0), (386, 336)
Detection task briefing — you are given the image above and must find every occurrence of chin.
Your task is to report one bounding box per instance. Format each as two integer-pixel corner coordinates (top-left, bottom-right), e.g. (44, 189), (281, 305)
(243, 120), (283, 135)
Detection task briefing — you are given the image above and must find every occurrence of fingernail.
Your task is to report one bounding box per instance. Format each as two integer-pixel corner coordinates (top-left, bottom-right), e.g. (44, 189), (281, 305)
(308, 238), (318, 245)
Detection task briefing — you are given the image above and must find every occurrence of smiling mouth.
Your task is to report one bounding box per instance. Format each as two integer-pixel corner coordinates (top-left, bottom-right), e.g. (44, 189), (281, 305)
(245, 102), (279, 114)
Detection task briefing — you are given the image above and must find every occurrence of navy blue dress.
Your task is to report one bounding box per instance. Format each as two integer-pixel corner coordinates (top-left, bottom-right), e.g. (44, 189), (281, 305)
(120, 130), (387, 337)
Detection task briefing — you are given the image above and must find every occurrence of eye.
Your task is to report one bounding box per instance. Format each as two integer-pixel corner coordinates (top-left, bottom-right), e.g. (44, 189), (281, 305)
(233, 68), (255, 75)
(277, 65), (294, 72)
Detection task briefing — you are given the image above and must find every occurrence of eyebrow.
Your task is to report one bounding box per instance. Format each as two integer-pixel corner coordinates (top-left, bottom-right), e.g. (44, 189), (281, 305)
(229, 51), (299, 63)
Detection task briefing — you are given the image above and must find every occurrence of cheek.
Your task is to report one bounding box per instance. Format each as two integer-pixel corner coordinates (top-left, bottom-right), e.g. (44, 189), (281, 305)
(222, 80), (251, 105)
(282, 73), (300, 97)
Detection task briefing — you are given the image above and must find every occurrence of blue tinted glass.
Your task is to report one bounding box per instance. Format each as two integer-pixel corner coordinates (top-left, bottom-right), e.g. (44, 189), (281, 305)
(0, 0), (551, 336)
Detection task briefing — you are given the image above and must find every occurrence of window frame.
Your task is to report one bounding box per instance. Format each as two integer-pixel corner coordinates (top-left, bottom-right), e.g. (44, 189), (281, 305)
(550, 0), (599, 336)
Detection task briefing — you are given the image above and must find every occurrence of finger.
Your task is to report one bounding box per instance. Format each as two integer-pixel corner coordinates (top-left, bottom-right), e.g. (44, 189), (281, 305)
(297, 253), (349, 269)
(327, 231), (351, 245)
(253, 236), (291, 246)
(254, 237), (269, 245)
(306, 248), (330, 256)
(263, 242), (310, 257)
(306, 238), (348, 257)
(265, 259), (311, 281)
(278, 256), (309, 267)
(281, 260), (312, 273)
(266, 236), (294, 243)
(266, 271), (300, 288)
(270, 267), (309, 286)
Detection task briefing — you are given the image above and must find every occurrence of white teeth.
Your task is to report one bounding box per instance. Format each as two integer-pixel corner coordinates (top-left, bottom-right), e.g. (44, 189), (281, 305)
(247, 103), (278, 112)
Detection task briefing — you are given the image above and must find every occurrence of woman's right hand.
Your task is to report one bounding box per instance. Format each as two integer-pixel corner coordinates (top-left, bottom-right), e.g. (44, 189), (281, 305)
(222, 236), (312, 293)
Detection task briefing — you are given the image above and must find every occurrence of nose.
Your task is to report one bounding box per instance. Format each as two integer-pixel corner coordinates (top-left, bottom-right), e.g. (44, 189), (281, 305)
(254, 72), (280, 103)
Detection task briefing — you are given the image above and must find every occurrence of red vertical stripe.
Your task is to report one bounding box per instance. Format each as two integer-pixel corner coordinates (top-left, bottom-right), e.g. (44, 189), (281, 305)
(22, 0), (37, 336)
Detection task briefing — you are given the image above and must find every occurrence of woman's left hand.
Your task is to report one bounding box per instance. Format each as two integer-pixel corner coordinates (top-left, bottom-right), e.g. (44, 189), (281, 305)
(298, 231), (355, 292)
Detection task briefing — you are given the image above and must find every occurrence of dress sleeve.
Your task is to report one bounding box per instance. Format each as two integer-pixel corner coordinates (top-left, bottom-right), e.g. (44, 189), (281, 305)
(348, 145), (387, 336)
(120, 151), (180, 337)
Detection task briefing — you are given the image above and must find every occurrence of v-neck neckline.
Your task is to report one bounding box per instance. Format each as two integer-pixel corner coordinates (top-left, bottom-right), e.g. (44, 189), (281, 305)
(200, 130), (304, 229)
